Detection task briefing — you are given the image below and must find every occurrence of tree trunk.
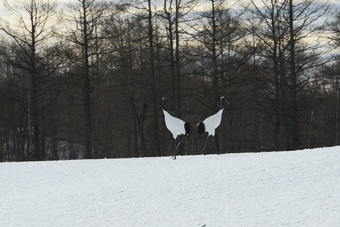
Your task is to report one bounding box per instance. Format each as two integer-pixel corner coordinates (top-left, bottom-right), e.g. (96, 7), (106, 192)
(211, 0), (219, 153)
(271, 8), (281, 150)
(148, 0), (161, 156)
(335, 78), (339, 144)
(289, 0), (299, 149)
(175, 0), (182, 117)
(82, 1), (93, 159)
(30, 13), (41, 161)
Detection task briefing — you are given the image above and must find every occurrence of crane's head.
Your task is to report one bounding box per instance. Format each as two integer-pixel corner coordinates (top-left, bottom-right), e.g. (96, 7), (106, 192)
(161, 97), (167, 109)
(220, 96), (229, 109)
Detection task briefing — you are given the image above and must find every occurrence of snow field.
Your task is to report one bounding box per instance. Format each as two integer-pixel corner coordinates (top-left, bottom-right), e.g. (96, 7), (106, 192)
(0, 147), (340, 226)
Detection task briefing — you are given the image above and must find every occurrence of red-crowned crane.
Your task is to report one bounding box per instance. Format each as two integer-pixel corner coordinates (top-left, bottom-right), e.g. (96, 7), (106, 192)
(162, 97), (191, 159)
(197, 97), (227, 154)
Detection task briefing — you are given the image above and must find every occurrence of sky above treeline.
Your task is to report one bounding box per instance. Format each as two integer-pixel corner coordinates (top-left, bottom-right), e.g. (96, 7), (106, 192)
(1, 0), (338, 16)
(0, 0), (338, 40)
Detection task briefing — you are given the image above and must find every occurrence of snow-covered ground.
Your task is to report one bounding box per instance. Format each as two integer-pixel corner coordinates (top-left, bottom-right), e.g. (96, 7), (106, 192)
(1, 147), (340, 227)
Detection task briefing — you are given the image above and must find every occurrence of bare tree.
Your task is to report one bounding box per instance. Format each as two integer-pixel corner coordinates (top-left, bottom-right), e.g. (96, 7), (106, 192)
(159, 0), (197, 117)
(191, 0), (247, 153)
(0, 0), (60, 161)
(147, 0), (162, 156)
(64, 0), (108, 159)
(102, 13), (150, 157)
(246, 0), (289, 149)
(128, 0), (162, 156)
(286, 0), (330, 149)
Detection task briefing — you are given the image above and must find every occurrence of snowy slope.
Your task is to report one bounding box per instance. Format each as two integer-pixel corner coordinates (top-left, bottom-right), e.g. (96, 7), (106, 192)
(0, 147), (340, 227)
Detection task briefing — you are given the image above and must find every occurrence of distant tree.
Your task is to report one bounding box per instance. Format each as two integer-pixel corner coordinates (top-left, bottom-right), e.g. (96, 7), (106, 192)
(64, 0), (108, 159)
(146, 0), (162, 156)
(286, 0), (330, 149)
(191, 0), (247, 153)
(128, 0), (162, 156)
(246, 0), (330, 150)
(329, 9), (340, 46)
(102, 13), (149, 157)
(0, 0), (60, 161)
(245, 0), (290, 150)
(158, 0), (197, 117)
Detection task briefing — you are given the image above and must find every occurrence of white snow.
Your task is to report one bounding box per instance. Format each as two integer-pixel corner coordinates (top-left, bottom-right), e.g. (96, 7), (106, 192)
(1, 146), (340, 227)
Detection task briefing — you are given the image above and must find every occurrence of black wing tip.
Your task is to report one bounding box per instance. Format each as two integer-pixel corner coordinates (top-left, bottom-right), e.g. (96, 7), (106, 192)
(197, 122), (205, 136)
(184, 122), (192, 137)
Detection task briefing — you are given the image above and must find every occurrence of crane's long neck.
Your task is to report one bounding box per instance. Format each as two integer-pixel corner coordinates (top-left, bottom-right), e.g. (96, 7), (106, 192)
(220, 99), (225, 110)
(162, 99), (166, 110)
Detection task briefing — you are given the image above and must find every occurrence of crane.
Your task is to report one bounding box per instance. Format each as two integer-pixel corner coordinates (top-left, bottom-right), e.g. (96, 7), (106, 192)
(162, 97), (191, 159)
(197, 97), (227, 154)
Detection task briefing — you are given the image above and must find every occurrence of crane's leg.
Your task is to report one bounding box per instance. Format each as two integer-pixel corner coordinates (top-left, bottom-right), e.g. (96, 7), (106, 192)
(212, 136), (219, 154)
(167, 140), (172, 153)
(172, 137), (181, 160)
(202, 135), (210, 155)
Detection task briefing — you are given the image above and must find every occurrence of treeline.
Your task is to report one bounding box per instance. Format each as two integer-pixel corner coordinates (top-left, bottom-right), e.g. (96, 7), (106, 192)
(0, 0), (339, 161)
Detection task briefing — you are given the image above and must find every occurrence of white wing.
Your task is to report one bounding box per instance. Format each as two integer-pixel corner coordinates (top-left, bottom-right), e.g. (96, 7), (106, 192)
(163, 110), (186, 139)
(203, 108), (224, 136)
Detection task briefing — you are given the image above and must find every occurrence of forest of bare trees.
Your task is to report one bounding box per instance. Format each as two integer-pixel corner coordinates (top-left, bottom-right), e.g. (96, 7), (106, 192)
(0, 0), (339, 161)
